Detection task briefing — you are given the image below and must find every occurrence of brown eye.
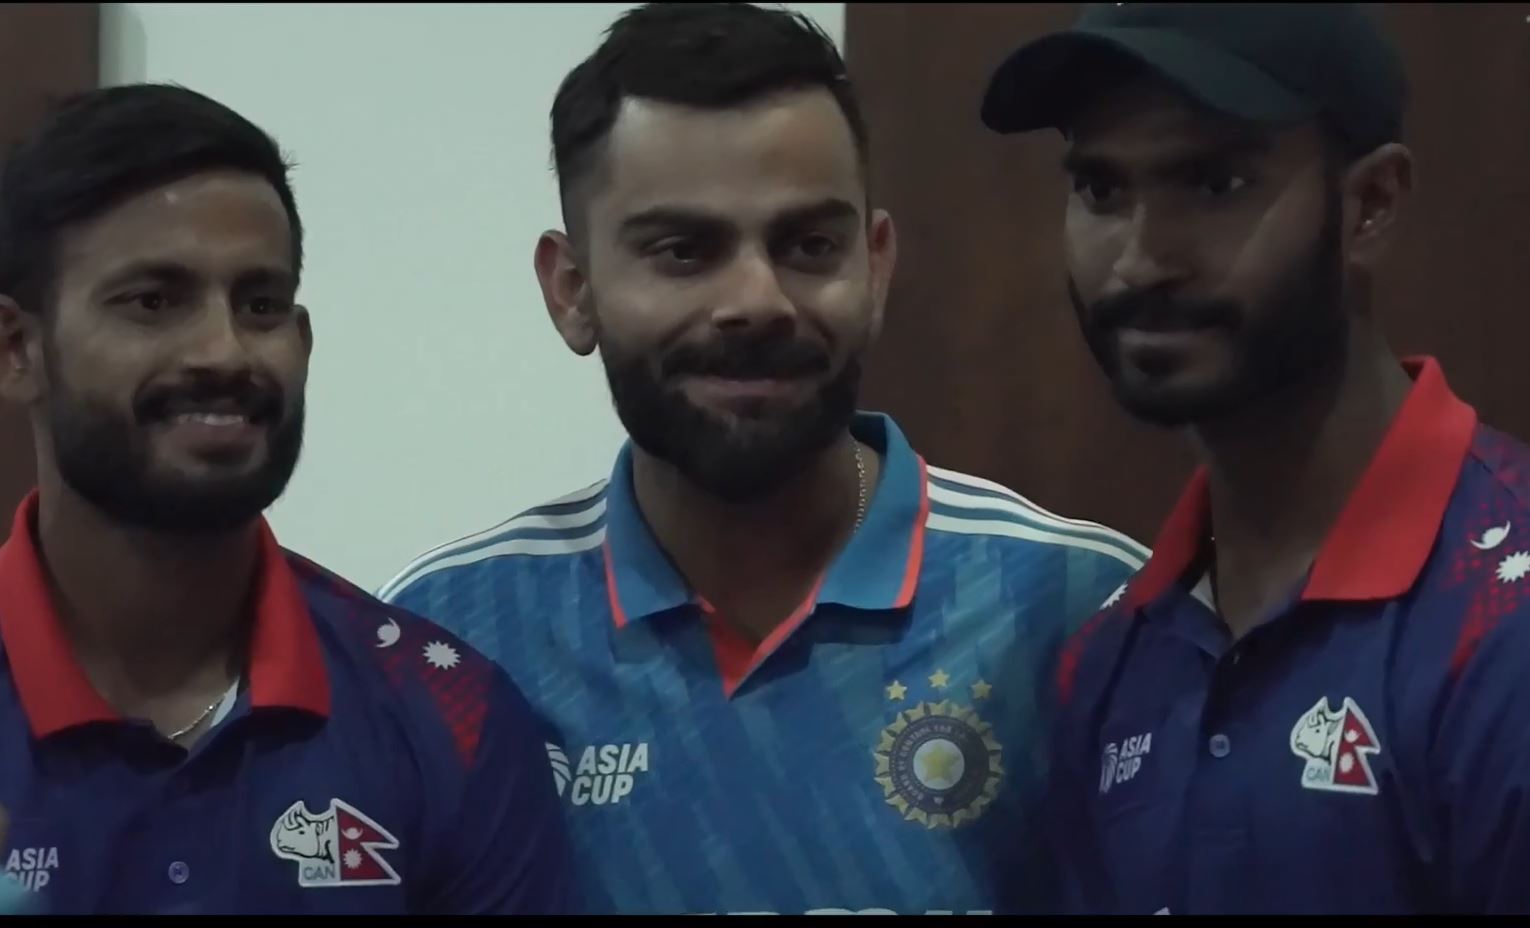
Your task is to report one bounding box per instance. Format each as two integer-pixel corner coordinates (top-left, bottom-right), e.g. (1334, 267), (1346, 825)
(797, 235), (838, 259)
(246, 296), (292, 317)
(1193, 169), (1251, 198)
(1072, 176), (1120, 208)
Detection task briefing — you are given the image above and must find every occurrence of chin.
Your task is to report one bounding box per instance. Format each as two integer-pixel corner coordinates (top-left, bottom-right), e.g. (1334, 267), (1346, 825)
(1112, 379), (1247, 429)
(154, 458), (267, 487)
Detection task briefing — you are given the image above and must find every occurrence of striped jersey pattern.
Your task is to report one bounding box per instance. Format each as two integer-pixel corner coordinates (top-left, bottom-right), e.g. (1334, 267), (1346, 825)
(380, 413), (1146, 914)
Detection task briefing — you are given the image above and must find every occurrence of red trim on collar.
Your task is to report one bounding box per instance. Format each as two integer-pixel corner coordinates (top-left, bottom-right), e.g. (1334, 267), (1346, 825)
(0, 491), (329, 738)
(891, 458), (931, 609)
(702, 577), (826, 699)
(1122, 470), (1211, 610)
(0, 494), (116, 736)
(602, 540), (629, 630)
(1124, 357), (1477, 609)
(247, 519), (330, 716)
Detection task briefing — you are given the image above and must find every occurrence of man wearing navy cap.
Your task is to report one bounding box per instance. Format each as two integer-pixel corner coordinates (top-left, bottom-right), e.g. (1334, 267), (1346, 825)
(0, 84), (571, 914)
(984, 3), (1530, 914)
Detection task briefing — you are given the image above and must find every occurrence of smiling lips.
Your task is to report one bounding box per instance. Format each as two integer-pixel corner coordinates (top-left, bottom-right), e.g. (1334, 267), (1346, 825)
(151, 397), (273, 454)
(683, 374), (812, 403)
(171, 412), (250, 427)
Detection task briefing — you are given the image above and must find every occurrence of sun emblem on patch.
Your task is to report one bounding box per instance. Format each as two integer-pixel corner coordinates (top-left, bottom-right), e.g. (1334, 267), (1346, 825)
(423, 640), (460, 670)
(1496, 551), (1530, 584)
(873, 698), (1003, 829)
(1101, 582), (1128, 609)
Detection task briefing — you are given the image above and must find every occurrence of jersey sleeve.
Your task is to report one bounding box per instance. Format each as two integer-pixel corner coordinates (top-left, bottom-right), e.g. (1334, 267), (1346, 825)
(422, 668), (574, 914)
(1064, 540), (1144, 636)
(1436, 613), (1530, 912)
(380, 575), (434, 624)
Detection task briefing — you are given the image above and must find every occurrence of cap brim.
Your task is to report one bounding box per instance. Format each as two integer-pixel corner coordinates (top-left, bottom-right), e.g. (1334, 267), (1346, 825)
(981, 26), (1316, 135)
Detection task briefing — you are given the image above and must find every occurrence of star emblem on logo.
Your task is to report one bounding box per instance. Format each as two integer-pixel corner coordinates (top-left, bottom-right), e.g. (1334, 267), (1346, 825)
(423, 641), (460, 670)
(1496, 551), (1530, 584)
(1102, 583), (1128, 608)
(928, 669), (951, 690)
(886, 680), (908, 701)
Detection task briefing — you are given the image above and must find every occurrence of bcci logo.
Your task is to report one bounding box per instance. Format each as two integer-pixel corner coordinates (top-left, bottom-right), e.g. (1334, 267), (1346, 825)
(873, 670), (1002, 830)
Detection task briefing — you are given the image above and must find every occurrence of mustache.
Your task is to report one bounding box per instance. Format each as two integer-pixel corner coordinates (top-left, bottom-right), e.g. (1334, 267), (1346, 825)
(1088, 285), (1240, 332)
(660, 335), (831, 380)
(134, 373), (285, 424)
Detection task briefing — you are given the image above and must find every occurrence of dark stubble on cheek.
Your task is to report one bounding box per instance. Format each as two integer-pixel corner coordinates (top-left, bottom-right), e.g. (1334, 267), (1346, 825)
(1231, 192), (1349, 410)
(43, 342), (306, 533)
(1070, 191), (1348, 428)
(599, 338), (860, 504)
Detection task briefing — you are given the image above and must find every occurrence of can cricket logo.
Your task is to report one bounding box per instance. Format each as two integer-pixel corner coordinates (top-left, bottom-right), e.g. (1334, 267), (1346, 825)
(270, 799), (401, 887)
(1290, 696), (1382, 795)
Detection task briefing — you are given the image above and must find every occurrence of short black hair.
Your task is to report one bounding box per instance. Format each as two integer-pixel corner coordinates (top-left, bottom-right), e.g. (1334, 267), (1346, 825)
(549, 2), (866, 237)
(0, 82), (302, 314)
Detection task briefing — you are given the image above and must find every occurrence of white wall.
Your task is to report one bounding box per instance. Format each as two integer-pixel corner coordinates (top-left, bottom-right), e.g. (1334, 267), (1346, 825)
(100, 2), (845, 591)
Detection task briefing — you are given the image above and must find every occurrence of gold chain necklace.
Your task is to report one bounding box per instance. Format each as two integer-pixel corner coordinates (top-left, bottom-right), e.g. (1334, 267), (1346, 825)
(167, 693), (225, 742)
(853, 442), (868, 529)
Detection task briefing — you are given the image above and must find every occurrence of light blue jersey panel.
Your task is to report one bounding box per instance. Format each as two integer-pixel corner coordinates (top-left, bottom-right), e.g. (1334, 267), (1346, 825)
(381, 414), (1145, 914)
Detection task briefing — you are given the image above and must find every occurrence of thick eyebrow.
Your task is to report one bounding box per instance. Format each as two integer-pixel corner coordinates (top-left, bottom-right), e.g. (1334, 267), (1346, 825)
(618, 207), (724, 239)
(1062, 136), (1275, 179)
(92, 261), (196, 298)
(232, 267), (298, 292)
(93, 260), (295, 296)
(767, 197), (862, 231)
(1061, 150), (1118, 178)
(617, 197), (862, 239)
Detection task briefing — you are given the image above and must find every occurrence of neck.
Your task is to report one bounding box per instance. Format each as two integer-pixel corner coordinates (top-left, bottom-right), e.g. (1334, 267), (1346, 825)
(1194, 332), (1413, 635)
(632, 430), (878, 643)
(33, 475), (255, 711)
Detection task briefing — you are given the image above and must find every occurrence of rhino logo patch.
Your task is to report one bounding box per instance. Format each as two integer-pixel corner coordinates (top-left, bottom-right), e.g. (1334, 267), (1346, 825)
(1290, 697), (1381, 796)
(270, 799), (401, 887)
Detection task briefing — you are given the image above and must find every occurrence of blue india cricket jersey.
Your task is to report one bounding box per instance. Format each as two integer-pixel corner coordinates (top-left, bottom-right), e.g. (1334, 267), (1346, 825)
(1047, 358), (1530, 914)
(381, 412), (1146, 914)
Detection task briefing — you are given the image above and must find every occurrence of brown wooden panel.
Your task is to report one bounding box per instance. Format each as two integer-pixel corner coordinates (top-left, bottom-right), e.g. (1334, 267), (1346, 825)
(847, 3), (1530, 545)
(0, 3), (98, 541)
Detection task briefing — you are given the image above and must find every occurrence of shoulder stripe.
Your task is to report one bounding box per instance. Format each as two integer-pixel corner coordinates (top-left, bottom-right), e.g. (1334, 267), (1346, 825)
(927, 480), (1150, 560)
(376, 479), (606, 601)
(925, 511), (1147, 571)
(378, 528), (606, 602)
(924, 461), (1144, 538)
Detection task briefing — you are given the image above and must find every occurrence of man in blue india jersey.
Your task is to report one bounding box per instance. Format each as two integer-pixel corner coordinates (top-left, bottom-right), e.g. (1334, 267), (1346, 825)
(383, 2), (1145, 915)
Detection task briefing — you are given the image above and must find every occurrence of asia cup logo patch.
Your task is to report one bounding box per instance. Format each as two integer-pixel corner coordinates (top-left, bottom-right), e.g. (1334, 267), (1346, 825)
(270, 799), (401, 887)
(873, 669), (1003, 829)
(1290, 697), (1382, 795)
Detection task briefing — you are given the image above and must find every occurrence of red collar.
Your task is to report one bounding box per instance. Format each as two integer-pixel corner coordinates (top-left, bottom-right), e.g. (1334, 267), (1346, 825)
(0, 491), (330, 738)
(1125, 356), (1478, 609)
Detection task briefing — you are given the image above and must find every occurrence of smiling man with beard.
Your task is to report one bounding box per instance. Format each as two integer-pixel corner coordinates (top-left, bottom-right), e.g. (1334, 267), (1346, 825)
(983, 2), (1530, 914)
(379, 2), (1146, 915)
(0, 84), (569, 914)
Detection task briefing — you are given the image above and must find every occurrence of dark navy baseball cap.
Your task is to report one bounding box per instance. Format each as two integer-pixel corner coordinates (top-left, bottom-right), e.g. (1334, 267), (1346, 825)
(981, 3), (1408, 153)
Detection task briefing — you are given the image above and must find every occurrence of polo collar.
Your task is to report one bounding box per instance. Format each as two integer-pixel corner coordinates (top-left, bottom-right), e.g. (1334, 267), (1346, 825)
(1125, 356), (1477, 609)
(0, 491), (330, 738)
(602, 412), (929, 627)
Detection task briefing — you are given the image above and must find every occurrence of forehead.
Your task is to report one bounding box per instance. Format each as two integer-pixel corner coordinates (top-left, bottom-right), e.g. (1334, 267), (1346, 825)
(57, 170), (293, 281)
(592, 88), (864, 225)
(1066, 79), (1312, 166)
